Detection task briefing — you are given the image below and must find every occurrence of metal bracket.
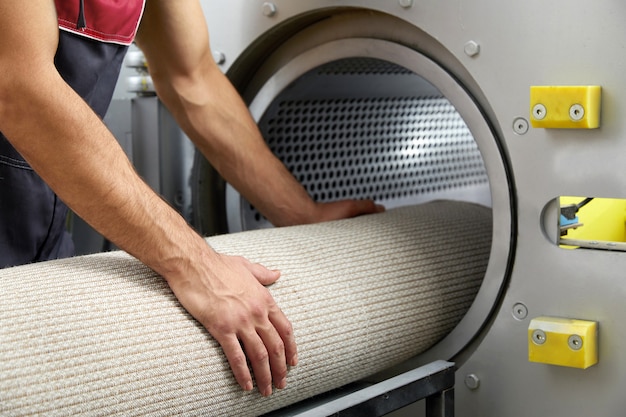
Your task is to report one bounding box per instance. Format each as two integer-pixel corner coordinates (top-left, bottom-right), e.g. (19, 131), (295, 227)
(280, 360), (455, 417)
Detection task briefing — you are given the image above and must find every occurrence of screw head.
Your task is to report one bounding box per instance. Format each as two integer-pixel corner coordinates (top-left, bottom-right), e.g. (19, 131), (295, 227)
(568, 334), (583, 350)
(532, 329), (547, 345)
(532, 104), (547, 120)
(212, 51), (225, 65)
(262, 2), (277, 17)
(569, 104), (585, 121)
(512, 118), (529, 135)
(464, 374), (480, 390)
(464, 41), (480, 57)
(398, 0), (414, 8)
(512, 302), (528, 319)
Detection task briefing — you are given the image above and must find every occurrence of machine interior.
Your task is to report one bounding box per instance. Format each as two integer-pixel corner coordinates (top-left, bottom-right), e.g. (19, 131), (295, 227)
(233, 57), (491, 230)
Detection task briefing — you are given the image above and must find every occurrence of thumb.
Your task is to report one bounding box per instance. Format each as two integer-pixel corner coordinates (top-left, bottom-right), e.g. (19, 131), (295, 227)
(247, 262), (281, 286)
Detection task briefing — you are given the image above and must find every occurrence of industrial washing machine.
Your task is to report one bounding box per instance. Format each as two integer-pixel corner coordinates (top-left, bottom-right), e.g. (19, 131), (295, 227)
(181, 1), (624, 415)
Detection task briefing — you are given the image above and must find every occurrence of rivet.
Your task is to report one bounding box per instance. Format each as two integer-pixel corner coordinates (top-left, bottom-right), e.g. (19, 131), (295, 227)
(262, 2), (277, 17)
(464, 41), (480, 57)
(398, 0), (414, 8)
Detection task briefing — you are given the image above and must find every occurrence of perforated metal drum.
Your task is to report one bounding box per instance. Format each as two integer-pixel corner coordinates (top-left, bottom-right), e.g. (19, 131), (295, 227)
(236, 58), (489, 229)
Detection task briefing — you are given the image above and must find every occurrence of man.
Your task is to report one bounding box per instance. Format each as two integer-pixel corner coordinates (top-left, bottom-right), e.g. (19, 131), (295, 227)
(0, 0), (383, 397)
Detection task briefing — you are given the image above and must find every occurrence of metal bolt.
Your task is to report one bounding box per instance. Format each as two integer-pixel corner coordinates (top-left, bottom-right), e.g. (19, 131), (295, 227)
(512, 118), (529, 136)
(532, 103), (547, 120)
(262, 2), (277, 17)
(399, 0), (414, 8)
(569, 104), (585, 121)
(568, 334), (583, 351)
(532, 329), (547, 345)
(212, 51), (225, 65)
(464, 41), (480, 57)
(464, 374), (480, 390)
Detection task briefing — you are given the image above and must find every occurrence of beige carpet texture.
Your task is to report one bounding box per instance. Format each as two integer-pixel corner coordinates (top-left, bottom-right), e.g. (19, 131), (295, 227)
(0, 200), (492, 416)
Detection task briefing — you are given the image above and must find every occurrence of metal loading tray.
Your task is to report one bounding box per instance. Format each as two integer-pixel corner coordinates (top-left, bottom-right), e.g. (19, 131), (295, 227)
(0, 200), (492, 416)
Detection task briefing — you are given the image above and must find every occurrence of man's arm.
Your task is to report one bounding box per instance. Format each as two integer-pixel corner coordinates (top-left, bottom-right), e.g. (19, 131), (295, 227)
(0, 0), (295, 396)
(134, 1), (384, 227)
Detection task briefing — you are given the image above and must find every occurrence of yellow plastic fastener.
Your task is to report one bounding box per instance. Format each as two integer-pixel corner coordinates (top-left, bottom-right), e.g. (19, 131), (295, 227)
(530, 86), (601, 129)
(528, 316), (598, 369)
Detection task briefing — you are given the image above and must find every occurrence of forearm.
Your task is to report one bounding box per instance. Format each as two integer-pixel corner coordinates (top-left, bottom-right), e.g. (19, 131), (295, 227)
(134, 0), (383, 230)
(133, 0), (326, 227)
(152, 63), (318, 226)
(0, 67), (211, 281)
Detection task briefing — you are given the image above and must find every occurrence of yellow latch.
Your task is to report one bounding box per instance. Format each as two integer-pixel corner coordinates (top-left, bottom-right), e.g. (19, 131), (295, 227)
(528, 316), (598, 369)
(530, 86), (601, 129)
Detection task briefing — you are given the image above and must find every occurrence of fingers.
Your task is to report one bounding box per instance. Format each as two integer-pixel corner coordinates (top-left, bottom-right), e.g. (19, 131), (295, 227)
(266, 303), (297, 367)
(350, 199), (385, 216)
(220, 335), (255, 392)
(210, 258), (294, 396)
(315, 199), (386, 223)
(244, 259), (297, 368)
(168, 253), (296, 396)
(245, 290), (296, 394)
(218, 307), (295, 396)
(242, 326), (284, 396)
(245, 309), (297, 395)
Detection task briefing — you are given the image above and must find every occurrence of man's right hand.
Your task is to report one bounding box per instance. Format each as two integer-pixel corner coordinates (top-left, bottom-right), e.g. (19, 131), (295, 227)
(164, 250), (298, 397)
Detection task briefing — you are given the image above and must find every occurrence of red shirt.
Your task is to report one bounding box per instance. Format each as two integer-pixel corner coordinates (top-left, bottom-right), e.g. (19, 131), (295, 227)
(55, 0), (146, 45)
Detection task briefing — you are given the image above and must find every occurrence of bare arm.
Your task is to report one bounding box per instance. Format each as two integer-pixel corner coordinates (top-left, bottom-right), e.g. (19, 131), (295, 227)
(0, 0), (294, 396)
(134, 1), (383, 227)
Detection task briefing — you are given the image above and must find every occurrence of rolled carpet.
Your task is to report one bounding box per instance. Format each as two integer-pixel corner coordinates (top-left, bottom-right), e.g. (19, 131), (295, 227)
(0, 200), (492, 416)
